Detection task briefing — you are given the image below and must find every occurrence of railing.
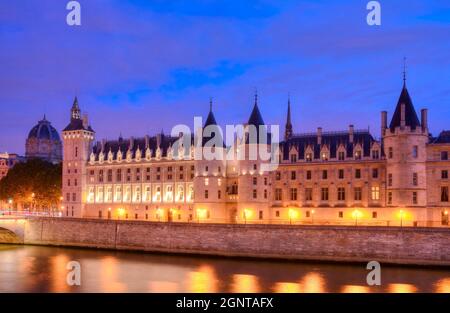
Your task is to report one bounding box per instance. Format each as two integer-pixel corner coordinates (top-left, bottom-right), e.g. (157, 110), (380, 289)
(0, 210), (62, 218)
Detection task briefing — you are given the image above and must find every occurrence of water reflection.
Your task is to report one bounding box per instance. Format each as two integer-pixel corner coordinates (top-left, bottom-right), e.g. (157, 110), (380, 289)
(0, 245), (448, 293)
(434, 278), (450, 293)
(231, 274), (260, 293)
(188, 265), (218, 293)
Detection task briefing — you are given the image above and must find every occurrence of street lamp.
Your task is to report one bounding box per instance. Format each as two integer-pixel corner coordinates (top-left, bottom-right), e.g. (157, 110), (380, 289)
(8, 199), (12, 214)
(311, 209), (315, 224)
(288, 209), (298, 225)
(352, 210), (362, 226)
(399, 210), (405, 227)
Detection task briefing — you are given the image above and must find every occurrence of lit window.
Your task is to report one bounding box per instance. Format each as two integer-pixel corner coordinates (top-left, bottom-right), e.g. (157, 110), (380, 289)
(371, 186), (380, 200)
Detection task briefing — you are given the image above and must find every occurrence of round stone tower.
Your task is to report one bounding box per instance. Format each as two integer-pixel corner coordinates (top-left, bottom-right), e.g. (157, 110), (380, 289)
(382, 82), (429, 209)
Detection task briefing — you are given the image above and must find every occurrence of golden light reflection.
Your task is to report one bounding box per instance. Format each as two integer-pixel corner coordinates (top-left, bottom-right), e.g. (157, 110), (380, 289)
(100, 256), (126, 292)
(434, 278), (450, 293)
(274, 282), (301, 293)
(388, 283), (418, 293)
(300, 272), (326, 293)
(188, 265), (218, 293)
(148, 281), (179, 293)
(341, 285), (371, 293)
(50, 254), (70, 292)
(231, 274), (260, 293)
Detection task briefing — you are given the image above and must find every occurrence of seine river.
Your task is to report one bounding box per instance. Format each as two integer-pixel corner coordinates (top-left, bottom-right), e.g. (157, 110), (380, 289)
(0, 245), (449, 293)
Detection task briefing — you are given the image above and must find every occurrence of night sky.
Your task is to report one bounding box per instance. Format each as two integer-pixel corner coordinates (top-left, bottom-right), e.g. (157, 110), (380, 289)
(1, 0), (449, 155)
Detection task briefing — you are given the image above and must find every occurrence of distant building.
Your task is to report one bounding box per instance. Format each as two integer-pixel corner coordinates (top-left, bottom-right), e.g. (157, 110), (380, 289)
(62, 78), (450, 227)
(0, 153), (24, 181)
(26, 115), (62, 163)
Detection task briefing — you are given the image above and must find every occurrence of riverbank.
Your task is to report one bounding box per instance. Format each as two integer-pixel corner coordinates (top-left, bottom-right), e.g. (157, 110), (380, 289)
(1, 217), (449, 266)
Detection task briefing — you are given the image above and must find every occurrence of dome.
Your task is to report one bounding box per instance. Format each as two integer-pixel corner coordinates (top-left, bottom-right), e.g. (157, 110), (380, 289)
(28, 116), (61, 141)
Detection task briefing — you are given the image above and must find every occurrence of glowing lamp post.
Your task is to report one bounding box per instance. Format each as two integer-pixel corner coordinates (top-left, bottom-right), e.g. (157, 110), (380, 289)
(288, 209), (298, 225)
(8, 199), (13, 214)
(311, 210), (315, 224)
(399, 210), (405, 227)
(352, 210), (362, 226)
(243, 209), (252, 225)
(196, 208), (206, 223)
(118, 208), (125, 220)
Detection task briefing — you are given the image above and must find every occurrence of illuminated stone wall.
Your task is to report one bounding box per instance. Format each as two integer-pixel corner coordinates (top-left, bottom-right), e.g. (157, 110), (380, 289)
(8, 217), (449, 266)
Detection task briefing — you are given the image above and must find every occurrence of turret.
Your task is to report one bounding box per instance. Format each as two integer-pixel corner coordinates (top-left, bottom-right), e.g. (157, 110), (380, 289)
(62, 97), (95, 218)
(382, 74), (428, 214)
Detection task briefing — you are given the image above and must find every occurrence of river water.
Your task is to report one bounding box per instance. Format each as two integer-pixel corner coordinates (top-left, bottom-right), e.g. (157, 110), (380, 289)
(0, 245), (448, 293)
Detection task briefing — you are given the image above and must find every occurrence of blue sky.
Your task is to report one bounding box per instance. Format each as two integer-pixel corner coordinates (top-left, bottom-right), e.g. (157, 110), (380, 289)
(1, 0), (450, 154)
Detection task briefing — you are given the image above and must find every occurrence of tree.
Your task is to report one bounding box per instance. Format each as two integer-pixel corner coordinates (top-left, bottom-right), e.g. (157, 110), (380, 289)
(0, 159), (62, 211)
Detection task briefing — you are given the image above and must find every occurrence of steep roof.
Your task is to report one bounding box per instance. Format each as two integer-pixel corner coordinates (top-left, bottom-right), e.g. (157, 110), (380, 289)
(389, 85), (421, 131)
(202, 100), (225, 147)
(281, 129), (376, 160)
(63, 97), (95, 132)
(431, 131), (450, 144)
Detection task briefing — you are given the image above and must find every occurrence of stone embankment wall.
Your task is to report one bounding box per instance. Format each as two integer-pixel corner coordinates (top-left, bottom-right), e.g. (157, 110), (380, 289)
(0, 218), (449, 266)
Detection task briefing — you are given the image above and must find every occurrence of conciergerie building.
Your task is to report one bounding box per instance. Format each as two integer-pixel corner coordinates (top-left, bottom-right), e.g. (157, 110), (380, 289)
(62, 78), (450, 227)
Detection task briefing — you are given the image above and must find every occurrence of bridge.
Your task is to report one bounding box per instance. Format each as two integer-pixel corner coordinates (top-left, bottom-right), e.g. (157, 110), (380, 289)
(0, 217), (28, 244)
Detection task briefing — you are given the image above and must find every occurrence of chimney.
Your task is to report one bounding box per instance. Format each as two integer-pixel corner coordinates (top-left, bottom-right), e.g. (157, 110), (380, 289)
(349, 125), (354, 143)
(421, 109), (428, 133)
(317, 127), (322, 145)
(82, 114), (89, 129)
(381, 111), (387, 137)
(129, 137), (134, 150)
(101, 139), (106, 152)
(156, 133), (162, 148)
(144, 135), (150, 149)
(400, 103), (406, 127)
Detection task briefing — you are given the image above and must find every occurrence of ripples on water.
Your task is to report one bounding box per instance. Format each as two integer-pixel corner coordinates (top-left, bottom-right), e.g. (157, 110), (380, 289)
(0, 245), (449, 293)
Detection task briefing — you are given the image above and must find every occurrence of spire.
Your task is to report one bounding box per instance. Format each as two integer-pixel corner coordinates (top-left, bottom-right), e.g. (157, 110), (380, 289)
(248, 90), (265, 127)
(402, 56), (407, 87)
(204, 98), (218, 128)
(71, 96), (81, 120)
(284, 95), (293, 141)
(388, 71), (421, 131)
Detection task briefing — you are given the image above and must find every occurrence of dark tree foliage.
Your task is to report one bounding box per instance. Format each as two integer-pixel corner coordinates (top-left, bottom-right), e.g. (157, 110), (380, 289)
(0, 159), (62, 210)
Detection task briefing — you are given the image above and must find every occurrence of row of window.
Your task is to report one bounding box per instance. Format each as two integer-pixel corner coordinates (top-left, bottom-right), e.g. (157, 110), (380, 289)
(86, 184), (194, 203)
(287, 149), (380, 163)
(274, 186), (381, 202)
(275, 168), (379, 181)
(87, 166), (195, 184)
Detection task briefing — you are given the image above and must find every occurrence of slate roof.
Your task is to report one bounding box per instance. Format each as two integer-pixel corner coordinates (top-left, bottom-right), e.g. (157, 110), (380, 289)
(63, 118), (95, 132)
(91, 133), (193, 161)
(431, 131), (450, 144)
(202, 106), (225, 147)
(280, 130), (377, 160)
(389, 85), (421, 131)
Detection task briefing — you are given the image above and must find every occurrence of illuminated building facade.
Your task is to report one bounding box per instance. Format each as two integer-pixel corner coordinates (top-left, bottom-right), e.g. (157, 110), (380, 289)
(62, 81), (450, 226)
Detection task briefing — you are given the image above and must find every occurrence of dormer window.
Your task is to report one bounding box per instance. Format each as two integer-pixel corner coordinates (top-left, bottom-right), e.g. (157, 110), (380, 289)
(372, 150), (380, 159)
(321, 152), (328, 161)
(338, 151), (345, 161)
(355, 150), (362, 160)
(290, 154), (297, 163)
(306, 153), (312, 162)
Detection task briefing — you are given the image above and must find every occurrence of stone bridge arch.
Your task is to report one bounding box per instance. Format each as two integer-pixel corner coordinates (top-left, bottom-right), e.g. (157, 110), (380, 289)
(0, 219), (25, 244)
